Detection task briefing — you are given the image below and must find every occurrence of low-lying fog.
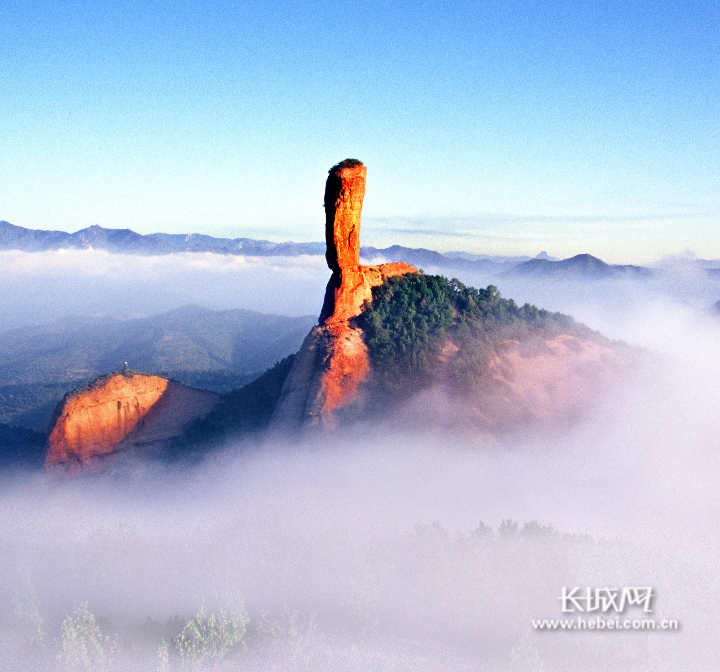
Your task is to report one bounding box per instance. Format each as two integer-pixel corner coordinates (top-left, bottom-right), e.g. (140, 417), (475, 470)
(0, 250), (328, 330)
(1, 248), (719, 670)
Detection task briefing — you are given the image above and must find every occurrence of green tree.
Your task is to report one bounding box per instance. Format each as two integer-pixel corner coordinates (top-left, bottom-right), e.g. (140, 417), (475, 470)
(177, 606), (249, 671)
(58, 602), (115, 672)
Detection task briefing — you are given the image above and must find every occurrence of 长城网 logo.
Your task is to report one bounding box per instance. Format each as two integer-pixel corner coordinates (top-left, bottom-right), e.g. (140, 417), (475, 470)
(559, 586), (654, 613)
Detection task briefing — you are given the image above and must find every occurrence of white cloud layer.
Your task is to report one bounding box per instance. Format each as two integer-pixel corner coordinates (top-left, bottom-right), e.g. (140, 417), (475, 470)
(0, 249), (329, 330)
(0, 251), (719, 669)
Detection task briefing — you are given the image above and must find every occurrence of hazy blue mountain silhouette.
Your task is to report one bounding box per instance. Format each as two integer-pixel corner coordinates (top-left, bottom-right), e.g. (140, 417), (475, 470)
(505, 253), (653, 278)
(0, 221), (531, 271)
(1, 221), (675, 279)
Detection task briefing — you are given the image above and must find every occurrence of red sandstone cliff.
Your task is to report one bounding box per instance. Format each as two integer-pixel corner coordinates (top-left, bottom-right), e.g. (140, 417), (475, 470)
(46, 372), (218, 469)
(42, 160), (635, 458)
(271, 160), (417, 428)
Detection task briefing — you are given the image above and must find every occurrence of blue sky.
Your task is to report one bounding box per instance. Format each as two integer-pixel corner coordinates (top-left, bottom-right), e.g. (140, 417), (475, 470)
(1, 0), (718, 262)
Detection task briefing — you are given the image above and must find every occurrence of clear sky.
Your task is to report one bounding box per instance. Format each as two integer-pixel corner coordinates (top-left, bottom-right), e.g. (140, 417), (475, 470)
(1, 0), (718, 262)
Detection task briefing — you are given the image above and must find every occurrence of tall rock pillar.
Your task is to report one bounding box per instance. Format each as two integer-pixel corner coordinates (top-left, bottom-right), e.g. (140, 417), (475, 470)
(271, 159), (417, 429)
(324, 159), (365, 273)
(320, 160), (370, 324)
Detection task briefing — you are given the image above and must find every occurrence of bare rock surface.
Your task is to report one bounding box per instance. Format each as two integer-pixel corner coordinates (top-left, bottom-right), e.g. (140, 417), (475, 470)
(272, 159), (635, 433)
(46, 372), (218, 469)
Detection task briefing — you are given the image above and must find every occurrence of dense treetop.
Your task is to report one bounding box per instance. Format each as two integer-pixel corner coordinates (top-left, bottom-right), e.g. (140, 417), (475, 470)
(356, 273), (587, 396)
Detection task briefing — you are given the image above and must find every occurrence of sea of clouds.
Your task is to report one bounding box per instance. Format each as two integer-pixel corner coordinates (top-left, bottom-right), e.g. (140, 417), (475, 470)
(0, 248), (719, 670)
(0, 249), (329, 330)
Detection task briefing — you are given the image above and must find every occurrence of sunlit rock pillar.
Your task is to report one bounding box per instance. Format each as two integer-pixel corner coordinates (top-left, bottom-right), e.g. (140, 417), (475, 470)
(320, 159), (368, 323)
(324, 159), (365, 273)
(271, 159), (416, 430)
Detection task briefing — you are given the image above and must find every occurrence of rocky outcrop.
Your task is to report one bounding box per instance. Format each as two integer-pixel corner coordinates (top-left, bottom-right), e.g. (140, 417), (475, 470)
(46, 372), (218, 469)
(272, 160), (417, 428)
(270, 154), (636, 435)
(319, 160), (416, 324)
(481, 334), (621, 423)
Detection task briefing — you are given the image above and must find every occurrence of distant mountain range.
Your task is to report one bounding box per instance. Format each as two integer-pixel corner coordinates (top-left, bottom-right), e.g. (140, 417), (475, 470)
(0, 219), (531, 271)
(0, 220), (325, 257)
(3, 220), (719, 279)
(0, 220), (640, 277)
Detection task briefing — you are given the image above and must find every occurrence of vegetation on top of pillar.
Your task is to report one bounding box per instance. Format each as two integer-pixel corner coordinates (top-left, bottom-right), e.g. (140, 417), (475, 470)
(330, 158), (364, 173)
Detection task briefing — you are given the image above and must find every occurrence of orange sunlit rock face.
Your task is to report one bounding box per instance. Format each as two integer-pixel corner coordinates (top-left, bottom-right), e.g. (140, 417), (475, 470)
(47, 374), (169, 467)
(318, 263), (416, 416)
(317, 161), (417, 420)
(320, 262), (417, 324)
(271, 160), (418, 428)
(46, 373), (217, 469)
(271, 159), (636, 434)
(324, 160), (366, 274)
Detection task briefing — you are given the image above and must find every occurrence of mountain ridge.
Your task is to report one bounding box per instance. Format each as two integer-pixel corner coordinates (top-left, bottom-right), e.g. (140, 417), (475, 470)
(504, 253), (653, 278)
(12, 160), (643, 468)
(46, 371), (219, 469)
(0, 219), (662, 276)
(0, 304), (315, 386)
